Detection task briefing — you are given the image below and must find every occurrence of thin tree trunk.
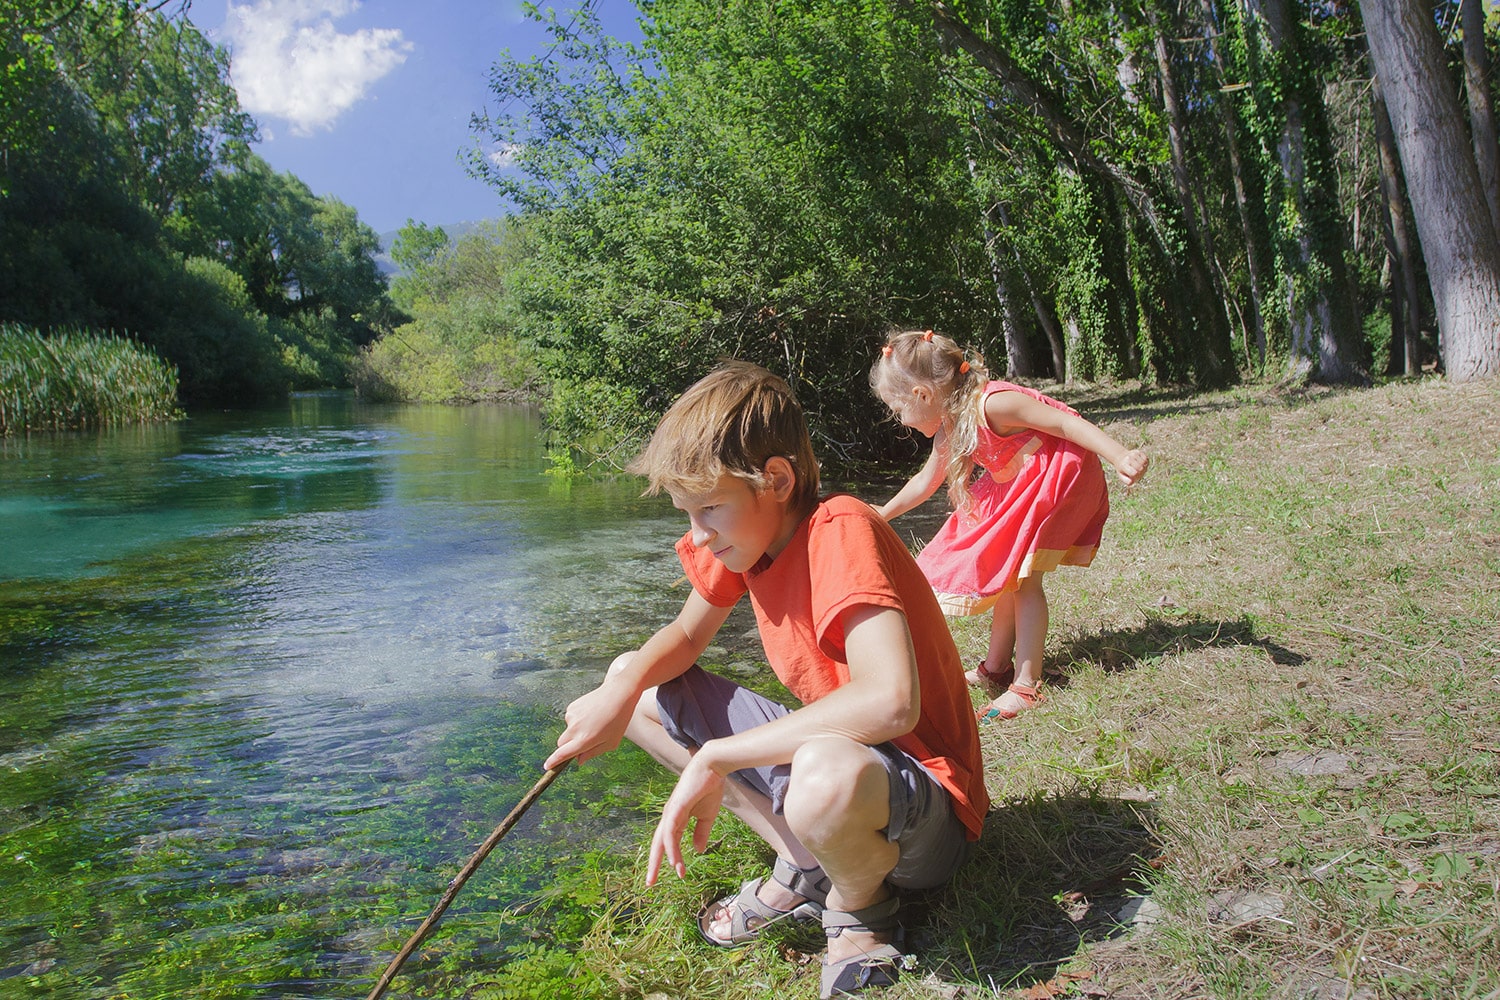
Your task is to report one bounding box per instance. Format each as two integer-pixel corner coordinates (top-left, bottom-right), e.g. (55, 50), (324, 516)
(1462, 0), (1500, 239)
(1200, 0), (1270, 370)
(1372, 84), (1423, 375)
(965, 142), (1039, 378)
(1148, 6), (1237, 378)
(995, 200), (1066, 378)
(1363, 0), (1500, 381)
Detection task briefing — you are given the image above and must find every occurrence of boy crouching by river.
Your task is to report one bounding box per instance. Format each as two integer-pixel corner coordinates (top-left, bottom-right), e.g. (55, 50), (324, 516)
(544, 360), (988, 998)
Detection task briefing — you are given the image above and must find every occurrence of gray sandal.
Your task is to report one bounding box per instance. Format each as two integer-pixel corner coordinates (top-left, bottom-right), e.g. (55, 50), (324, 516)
(697, 857), (831, 947)
(819, 895), (905, 998)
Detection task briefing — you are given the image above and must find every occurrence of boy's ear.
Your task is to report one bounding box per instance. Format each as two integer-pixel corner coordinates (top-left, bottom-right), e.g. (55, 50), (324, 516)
(762, 456), (797, 502)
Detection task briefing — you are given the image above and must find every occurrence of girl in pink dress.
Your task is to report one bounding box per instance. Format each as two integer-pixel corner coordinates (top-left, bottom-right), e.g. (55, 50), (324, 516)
(869, 330), (1149, 720)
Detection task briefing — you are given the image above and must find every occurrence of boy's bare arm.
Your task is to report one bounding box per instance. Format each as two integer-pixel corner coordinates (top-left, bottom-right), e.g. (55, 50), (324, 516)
(647, 603), (920, 882)
(545, 591), (733, 769)
(688, 604), (920, 778)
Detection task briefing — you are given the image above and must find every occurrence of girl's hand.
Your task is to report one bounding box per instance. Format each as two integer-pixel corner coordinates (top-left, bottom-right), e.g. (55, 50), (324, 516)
(1115, 449), (1150, 486)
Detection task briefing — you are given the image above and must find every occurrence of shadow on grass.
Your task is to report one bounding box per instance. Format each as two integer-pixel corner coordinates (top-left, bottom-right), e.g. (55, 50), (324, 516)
(1075, 379), (1369, 428)
(903, 791), (1161, 992)
(1052, 612), (1306, 680)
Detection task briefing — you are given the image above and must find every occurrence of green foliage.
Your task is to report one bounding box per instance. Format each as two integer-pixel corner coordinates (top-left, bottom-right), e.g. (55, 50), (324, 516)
(0, 1), (393, 406)
(474, 0), (993, 468)
(356, 222), (541, 403)
(0, 322), (181, 433)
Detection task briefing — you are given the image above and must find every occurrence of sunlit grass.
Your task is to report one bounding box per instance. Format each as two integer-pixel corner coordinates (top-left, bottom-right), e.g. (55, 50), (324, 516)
(0, 323), (182, 434)
(466, 376), (1500, 1000)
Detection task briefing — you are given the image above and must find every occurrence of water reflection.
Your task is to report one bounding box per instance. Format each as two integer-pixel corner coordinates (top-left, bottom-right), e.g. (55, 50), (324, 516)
(0, 393), (709, 997)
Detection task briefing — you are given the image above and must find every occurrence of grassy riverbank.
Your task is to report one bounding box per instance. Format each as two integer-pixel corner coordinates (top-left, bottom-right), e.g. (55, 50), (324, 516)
(447, 376), (1499, 1000)
(0, 324), (181, 433)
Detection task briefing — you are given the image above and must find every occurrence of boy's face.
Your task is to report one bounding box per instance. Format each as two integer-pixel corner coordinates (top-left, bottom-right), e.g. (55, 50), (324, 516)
(672, 469), (798, 574)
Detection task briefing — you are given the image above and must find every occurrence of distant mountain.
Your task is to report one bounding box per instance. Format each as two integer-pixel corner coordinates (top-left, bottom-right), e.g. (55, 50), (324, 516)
(373, 220), (502, 277)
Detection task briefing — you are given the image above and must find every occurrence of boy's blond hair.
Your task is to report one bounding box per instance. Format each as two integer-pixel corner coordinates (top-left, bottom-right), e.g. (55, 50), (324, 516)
(629, 361), (820, 514)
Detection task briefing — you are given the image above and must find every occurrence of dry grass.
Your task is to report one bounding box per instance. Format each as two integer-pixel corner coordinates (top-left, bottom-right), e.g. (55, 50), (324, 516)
(928, 376), (1500, 999)
(498, 376), (1500, 1000)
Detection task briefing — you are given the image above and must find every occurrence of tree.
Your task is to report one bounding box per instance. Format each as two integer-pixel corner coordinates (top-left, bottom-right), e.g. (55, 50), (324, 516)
(1361, 0), (1500, 381)
(1232, 0), (1368, 383)
(1461, 0), (1500, 238)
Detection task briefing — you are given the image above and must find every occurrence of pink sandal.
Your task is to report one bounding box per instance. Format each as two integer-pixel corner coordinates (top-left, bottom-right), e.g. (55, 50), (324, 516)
(979, 681), (1044, 721)
(964, 660), (1015, 690)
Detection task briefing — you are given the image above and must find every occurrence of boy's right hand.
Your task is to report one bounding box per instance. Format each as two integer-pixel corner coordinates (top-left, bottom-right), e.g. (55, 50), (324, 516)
(544, 679), (637, 770)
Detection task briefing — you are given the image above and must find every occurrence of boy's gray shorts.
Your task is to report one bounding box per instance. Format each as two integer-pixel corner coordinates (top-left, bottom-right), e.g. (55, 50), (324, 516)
(655, 665), (972, 890)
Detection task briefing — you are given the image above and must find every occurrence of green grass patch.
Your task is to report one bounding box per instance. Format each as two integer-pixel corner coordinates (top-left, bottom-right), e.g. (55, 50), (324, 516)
(0, 323), (181, 434)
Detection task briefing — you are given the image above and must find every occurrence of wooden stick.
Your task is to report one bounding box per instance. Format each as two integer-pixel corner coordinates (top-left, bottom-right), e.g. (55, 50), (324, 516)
(363, 760), (572, 1000)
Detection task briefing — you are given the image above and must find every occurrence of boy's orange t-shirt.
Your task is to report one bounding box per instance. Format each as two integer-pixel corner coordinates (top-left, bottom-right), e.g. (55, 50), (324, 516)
(676, 493), (989, 840)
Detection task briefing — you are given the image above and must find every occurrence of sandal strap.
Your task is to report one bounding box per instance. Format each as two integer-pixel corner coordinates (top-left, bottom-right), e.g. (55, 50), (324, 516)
(1007, 681), (1043, 704)
(699, 873), (823, 947)
(822, 894), (901, 938)
(975, 660), (1012, 681)
(772, 857), (831, 907)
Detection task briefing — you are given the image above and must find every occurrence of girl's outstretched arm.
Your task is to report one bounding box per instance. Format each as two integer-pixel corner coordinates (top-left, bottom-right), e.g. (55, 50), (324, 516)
(984, 391), (1149, 486)
(877, 430), (950, 520)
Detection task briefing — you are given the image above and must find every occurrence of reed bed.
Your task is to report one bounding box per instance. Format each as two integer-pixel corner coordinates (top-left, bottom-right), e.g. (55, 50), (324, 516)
(0, 323), (182, 434)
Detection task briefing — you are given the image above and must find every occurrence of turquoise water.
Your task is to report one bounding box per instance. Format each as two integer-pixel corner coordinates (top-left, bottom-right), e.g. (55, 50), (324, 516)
(0, 394), (744, 998)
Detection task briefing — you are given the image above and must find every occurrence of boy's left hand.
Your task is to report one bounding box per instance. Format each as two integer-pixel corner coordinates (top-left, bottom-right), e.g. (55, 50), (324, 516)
(646, 755), (725, 885)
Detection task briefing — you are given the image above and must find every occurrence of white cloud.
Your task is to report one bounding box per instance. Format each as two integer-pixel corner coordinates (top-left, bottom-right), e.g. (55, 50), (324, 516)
(488, 143), (522, 168)
(223, 0), (414, 135)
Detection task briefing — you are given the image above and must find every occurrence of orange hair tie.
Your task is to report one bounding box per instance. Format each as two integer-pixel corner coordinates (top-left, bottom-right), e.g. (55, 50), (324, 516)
(922, 330), (934, 342)
(881, 345), (893, 357)
(959, 360), (970, 373)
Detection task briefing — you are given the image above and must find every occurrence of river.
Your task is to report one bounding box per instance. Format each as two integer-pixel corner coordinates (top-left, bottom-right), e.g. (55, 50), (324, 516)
(0, 393), (781, 998)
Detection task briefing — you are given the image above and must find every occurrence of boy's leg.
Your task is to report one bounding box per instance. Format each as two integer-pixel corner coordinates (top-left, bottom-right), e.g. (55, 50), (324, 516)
(782, 737), (898, 919)
(612, 654), (817, 868)
(782, 736), (969, 970)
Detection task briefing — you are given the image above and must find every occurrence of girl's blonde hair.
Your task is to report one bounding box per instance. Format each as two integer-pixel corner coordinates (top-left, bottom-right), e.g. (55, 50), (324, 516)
(869, 329), (990, 516)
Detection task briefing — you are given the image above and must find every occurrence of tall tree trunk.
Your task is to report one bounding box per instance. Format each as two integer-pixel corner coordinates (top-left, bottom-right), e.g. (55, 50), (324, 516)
(928, 0), (1235, 386)
(1362, 0), (1500, 381)
(1462, 0), (1500, 239)
(1200, 0), (1271, 370)
(995, 199), (1065, 378)
(1148, 5), (1238, 377)
(1239, 0), (1368, 383)
(984, 202), (1040, 378)
(1373, 84), (1423, 375)
(964, 140), (1041, 378)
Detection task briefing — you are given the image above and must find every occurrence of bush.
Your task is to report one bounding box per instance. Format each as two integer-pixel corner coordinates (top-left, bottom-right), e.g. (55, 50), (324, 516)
(0, 323), (182, 434)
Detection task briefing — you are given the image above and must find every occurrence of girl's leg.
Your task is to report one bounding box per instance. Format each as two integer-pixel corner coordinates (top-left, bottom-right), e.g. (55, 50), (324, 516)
(984, 573), (1048, 718)
(965, 591), (1016, 689)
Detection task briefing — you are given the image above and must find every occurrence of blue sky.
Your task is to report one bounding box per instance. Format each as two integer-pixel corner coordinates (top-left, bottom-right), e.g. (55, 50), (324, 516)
(185, 1), (644, 236)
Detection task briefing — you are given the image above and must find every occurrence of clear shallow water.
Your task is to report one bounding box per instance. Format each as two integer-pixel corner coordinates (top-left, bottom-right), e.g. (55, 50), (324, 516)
(0, 394), (748, 998)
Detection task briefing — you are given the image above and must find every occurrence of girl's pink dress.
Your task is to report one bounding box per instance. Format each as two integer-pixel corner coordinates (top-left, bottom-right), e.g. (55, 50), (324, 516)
(917, 381), (1108, 615)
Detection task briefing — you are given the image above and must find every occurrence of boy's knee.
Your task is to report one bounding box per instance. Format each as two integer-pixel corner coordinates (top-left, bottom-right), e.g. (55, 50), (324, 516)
(784, 738), (883, 823)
